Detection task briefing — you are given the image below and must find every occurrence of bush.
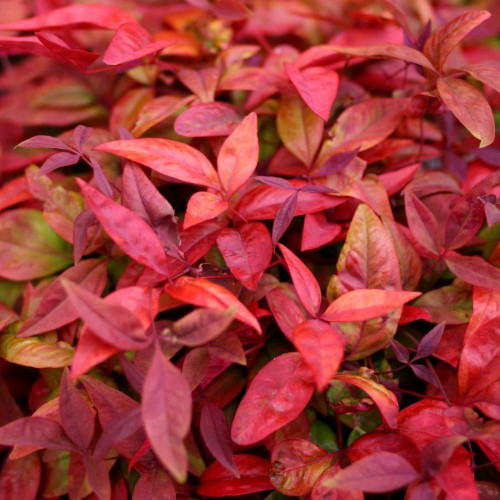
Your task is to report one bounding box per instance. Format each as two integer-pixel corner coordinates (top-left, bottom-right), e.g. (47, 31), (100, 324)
(0, 1), (499, 498)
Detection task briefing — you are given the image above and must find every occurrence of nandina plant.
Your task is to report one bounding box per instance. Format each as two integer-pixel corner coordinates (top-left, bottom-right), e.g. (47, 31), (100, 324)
(0, 1), (499, 498)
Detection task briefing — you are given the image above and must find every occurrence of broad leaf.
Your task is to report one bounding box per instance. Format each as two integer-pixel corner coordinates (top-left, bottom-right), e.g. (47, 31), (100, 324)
(445, 252), (500, 290)
(277, 95), (323, 167)
(285, 64), (339, 121)
(334, 373), (399, 429)
(437, 77), (495, 148)
(0, 209), (72, 281)
(197, 454), (272, 497)
(271, 438), (333, 495)
(231, 352), (315, 445)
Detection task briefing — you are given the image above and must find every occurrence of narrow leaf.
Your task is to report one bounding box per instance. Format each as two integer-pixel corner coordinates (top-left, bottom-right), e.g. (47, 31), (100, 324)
(321, 289), (421, 322)
(293, 320), (344, 391)
(278, 244), (322, 317)
(142, 345), (192, 483)
(201, 399), (239, 477)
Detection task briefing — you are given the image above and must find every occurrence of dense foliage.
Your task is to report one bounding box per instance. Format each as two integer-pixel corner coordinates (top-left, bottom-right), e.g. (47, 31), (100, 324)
(0, 1), (499, 498)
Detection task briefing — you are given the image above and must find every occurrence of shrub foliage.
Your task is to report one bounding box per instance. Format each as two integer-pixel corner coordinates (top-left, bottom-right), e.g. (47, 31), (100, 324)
(0, 1), (499, 498)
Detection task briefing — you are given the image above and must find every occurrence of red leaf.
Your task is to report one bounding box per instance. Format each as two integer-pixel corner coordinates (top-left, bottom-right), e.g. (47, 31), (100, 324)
(18, 259), (107, 337)
(445, 252), (500, 290)
(323, 452), (419, 493)
(321, 289), (421, 322)
(322, 98), (409, 153)
(444, 195), (485, 250)
(217, 112), (258, 197)
(174, 102), (242, 137)
(0, 4), (136, 31)
(231, 352), (315, 445)
(423, 10), (491, 71)
(267, 287), (307, 341)
(285, 64), (339, 121)
(59, 368), (94, 451)
(278, 244), (322, 317)
(122, 162), (179, 255)
(84, 455), (111, 500)
(437, 77), (495, 148)
(201, 399), (239, 477)
(276, 95), (323, 167)
(95, 138), (220, 189)
(413, 322), (446, 361)
(164, 276), (261, 333)
(133, 468), (176, 500)
(404, 190), (442, 256)
(301, 212), (342, 251)
(326, 44), (436, 71)
(169, 307), (235, 346)
(62, 279), (149, 351)
(197, 454), (273, 497)
(293, 320), (344, 391)
(420, 435), (466, 479)
(217, 223), (273, 290)
(184, 191), (228, 229)
(461, 63), (500, 94)
(177, 67), (220, 102)
(273, 191), (298, 244)
(142, 345), (192, 483)
(0, 417), (76, 451)
(78, 179), (171, 276)
(0, 454), (41, 500)
(103, 22), (173, 66)
(334, 373), (399, 429)
(270, 438), (333, 495)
